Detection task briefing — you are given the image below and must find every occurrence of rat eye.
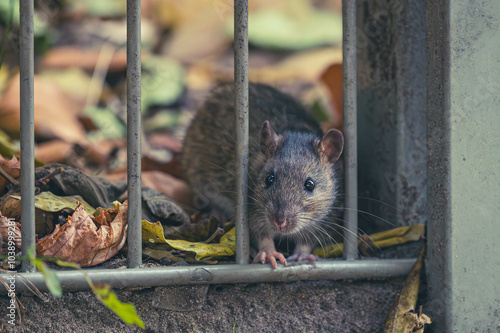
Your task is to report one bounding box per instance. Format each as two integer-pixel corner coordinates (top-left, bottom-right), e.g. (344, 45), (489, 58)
(265, 173), (275, 187)
(304, 178), (315, 192)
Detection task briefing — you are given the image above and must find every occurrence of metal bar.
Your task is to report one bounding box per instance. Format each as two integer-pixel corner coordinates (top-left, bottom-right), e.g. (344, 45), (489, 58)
(126, 0), (142, 268)
(234, 0), (250, 265)
(19, 0), (35, 273)
(342, 0), (358, 260)
(2, 259), (416, 293)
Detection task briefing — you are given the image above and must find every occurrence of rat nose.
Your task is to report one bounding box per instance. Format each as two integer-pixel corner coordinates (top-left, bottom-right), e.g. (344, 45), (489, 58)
(273, 218), (288, 229)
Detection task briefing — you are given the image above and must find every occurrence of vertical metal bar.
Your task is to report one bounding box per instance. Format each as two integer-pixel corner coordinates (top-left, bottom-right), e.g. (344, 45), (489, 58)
(234, 0), (250, 264)
(126, 0), (142, 268)
(342, 0), (358, 260)
(19, 0), (35, 272)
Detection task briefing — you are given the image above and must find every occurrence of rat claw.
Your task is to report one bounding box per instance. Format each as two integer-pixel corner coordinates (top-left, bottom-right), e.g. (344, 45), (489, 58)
(253, 250), (287, 269)
(288, 244), (317, 263)
(287, 253), (318, 263)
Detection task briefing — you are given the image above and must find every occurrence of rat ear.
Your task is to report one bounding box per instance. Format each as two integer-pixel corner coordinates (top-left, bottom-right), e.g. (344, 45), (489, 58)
(317, 129), (344, 163)
(260, 120), (278, 157)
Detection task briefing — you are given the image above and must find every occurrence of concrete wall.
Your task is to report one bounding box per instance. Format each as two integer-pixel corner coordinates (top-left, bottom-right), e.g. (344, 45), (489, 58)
(357, 0), (427, 230)
(426, 0), (500, 331)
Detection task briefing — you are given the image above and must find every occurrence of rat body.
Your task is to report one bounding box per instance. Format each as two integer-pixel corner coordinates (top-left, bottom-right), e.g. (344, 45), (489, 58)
(182, 83), (344, 268)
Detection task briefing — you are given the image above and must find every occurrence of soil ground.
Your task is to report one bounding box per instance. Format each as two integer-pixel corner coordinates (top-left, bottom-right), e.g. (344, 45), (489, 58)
(0, 242), (423, 332)
(0, 278), (404, 333)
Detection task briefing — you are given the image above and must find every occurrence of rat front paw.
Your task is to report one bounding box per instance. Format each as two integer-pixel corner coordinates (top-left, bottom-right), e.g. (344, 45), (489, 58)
(252, 250), (287, 269)
(287, 253), (318, 263)
(287, 244), (317, 263)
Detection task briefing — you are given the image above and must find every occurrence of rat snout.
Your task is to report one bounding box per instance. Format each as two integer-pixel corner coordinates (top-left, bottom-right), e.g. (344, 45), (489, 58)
(273, 218), (288, 229)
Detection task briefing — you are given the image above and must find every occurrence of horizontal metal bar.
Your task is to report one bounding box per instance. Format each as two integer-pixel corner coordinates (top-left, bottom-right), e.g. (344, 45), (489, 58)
(1, 259), (416, 293)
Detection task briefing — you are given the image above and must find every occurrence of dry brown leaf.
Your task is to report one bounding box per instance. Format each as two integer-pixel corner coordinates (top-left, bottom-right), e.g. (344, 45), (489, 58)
(141, 0), (157, 19)
(183, 47), (343, 88)
(35, 140), (74, 164)
(93, 208), (112, 227)
(104, 170), (192, 207)
(250, 47), (342, 83)
(75, 139), (124, 168)
(384, 247), (430, 332)
(0, 214), (22, 250)
(36, 202), (128, 267)
(0, 73), (87, 142)
(320, 63), (343, 130)
(147, 133), (183, 153)
(163, 13), (230, 63)
(36, 138), (123, 169)
(185, 63), (219, 90)
(0, 156), (20, 193)
(42, 47), (128, 72)
(0, 193), (21, 220)
(153, 0), (216, 28)
(142, 171), (192, 206)
(152, 0), (292, 28)
(154, 1), (235, 62)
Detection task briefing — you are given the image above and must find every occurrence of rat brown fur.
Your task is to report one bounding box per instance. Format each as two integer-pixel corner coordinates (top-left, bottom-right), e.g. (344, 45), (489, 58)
(182, 83), (344, 268)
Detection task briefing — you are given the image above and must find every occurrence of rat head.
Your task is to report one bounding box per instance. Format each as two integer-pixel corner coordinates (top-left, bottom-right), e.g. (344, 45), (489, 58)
(251, 121), (344, 239)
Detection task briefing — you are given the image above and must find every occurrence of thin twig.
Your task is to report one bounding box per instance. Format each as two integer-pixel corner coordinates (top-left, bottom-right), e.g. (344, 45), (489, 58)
(204, 227), (225, 243)
(0, 167), (18, 186)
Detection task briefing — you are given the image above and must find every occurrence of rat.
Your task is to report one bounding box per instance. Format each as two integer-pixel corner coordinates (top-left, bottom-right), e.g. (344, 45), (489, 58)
(181, 83), (344, 268)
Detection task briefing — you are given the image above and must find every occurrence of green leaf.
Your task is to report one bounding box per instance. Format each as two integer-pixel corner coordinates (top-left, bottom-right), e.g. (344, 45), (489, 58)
(83, 106), (126, 141)
(0, 0), (50, 37)
(143, 110), (182, 132)
(94, 285), (145, 328)
(11, 191), (95, 215)
(141, 56), (184, 112)
(67, 0), (126, 18)
(34, 259), (63, 297)
(40, 69), (94, 102)
(226, 0), (342, 50)
(55, 259), (80, 269)
(0, 129), (16, 159)
(26, 248), (62, 297)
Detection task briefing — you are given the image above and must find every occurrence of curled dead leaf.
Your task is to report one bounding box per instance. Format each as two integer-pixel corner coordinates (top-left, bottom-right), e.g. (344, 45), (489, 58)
(0, 214), (22, 250)
(36, 201), (128, 267)
(0, 155), (20, 193)
(384, 247), (430, 332)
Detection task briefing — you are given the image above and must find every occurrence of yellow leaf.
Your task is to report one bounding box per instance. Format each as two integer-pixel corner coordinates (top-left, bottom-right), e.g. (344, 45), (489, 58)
(11, 191), (95, 215)
(166, 227), (235, 261)
(384, 247), (431, 332)
(313, 224), (425, 258)
(142, 220), (168, 244)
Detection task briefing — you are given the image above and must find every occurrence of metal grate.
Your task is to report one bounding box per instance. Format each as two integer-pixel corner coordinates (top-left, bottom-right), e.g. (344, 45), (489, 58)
(2, 0), (416, 292)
